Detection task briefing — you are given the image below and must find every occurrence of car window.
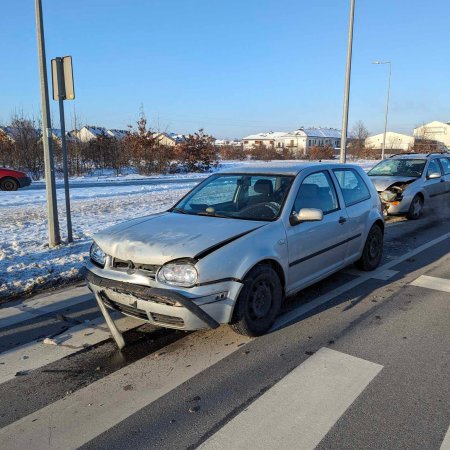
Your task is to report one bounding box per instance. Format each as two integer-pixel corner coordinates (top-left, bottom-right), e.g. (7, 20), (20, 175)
(367, 159), (426, 177)
(293, 171), (339, 214)
(173, 173), (293, 221)
(427, 160), (442, 177)
(333, 169), (371, 206)
(438, 158), (450, 175)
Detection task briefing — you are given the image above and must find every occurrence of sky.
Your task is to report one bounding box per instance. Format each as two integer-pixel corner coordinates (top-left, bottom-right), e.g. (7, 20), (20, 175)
(1, 0), (449, 139)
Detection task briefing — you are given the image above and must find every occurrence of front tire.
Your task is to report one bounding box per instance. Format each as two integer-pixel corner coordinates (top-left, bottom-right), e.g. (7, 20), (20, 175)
(406, 194), (423, 220)
(230, 264), (282, 337)
(356, 224), (383, 271)
(0, 177), (19, 191)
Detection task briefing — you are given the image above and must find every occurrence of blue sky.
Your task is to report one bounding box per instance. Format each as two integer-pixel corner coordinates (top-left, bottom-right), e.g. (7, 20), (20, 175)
(1, 0), (449, 139)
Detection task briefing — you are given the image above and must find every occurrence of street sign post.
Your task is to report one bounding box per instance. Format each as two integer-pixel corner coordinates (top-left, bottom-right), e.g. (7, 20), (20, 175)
(51, 56), (75, 242)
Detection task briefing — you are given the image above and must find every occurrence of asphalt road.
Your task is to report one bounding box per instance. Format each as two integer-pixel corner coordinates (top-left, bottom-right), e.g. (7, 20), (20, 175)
(0, 208), (449, 449)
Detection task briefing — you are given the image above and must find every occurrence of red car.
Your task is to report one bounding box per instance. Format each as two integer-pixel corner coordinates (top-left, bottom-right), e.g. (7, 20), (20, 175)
(0, 168), (32, 191)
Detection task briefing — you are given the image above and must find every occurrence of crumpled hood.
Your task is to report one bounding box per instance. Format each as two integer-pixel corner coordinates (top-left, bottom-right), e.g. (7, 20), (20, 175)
(369, 175), (418, 192)
(93, 212), (264, 265)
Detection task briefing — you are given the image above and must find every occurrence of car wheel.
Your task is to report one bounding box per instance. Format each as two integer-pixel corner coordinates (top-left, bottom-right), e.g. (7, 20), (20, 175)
(0, 177), (19, 191)
(406, 194), (423, 220)
(230, 264), (282, 337)
(355, 224), (383, 271)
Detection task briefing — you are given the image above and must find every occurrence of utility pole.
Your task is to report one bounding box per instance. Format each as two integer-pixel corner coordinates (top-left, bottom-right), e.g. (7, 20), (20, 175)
(373, 61), (391, 160)
(340, 0), (356, 164)
(56, 57), (73, 242)
(35, 0), (61, 246)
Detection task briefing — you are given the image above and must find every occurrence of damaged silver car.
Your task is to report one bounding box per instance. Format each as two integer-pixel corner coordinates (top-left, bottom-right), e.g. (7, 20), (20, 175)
(85, 163), (384, 343)
(368, 153), (450, 219)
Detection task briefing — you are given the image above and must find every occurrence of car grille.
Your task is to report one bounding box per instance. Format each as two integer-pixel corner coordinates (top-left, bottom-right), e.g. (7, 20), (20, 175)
(111, 258), (159, 279)
(101, 295), (149, 321)
(150, 313), (185, 327)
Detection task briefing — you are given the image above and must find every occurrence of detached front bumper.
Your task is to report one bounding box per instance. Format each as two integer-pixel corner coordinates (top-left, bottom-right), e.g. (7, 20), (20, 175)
(85, 267), (243, 331)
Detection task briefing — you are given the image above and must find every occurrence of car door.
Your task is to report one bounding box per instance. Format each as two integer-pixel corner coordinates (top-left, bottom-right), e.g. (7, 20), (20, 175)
(438, 157), (450, 198)
(332, 168), (373, 262)
(423, 159), (445, 204)
(286, 170), (350, 293)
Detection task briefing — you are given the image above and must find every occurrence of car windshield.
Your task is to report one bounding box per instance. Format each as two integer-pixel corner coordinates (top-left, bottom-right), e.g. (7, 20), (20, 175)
(368, 159), (426, 177)
(171, 173), (294, 221)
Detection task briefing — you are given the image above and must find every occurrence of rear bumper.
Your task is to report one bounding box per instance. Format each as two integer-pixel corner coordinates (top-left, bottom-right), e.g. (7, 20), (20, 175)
(85, 268), (242, 331)
(18, 176), (31, 188)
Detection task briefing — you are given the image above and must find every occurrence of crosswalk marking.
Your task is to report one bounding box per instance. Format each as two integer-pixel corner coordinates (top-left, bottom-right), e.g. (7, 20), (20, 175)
(441, 424), (450, 450)
(0, 313), (140, 384)
(410, 275), (450, 293)
(0, 326), (250, 450)
(0, 285), (91, 330)
(199, 347), (383, 450)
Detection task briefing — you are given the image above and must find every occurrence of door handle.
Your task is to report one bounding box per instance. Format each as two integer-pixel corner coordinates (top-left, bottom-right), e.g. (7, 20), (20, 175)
(339, 216), (347, 224)
(440, 179), (445, 183)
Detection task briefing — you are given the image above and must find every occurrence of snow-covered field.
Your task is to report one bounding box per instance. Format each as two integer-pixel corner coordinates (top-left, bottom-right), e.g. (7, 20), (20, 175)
(0, 160), (377, 302)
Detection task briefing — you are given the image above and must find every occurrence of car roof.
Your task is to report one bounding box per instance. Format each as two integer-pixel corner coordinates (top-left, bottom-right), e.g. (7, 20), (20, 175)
(388, 153), (449, 160)
(218, 162), (360, 176)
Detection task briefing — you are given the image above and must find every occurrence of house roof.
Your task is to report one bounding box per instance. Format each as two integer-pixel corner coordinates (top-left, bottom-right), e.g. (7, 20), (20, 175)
(83, 126), (108, 136)
(291, 127), (341, 138)
(107, 129), (128, 139)
(243, 132), (288, 140)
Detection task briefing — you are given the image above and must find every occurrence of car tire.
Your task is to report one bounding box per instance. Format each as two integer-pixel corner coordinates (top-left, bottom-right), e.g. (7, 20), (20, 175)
(355, 224), (383, 271)
(230, 264), (282, 337)
(406, 194), (423, 220)
(0, 177), (19, 191)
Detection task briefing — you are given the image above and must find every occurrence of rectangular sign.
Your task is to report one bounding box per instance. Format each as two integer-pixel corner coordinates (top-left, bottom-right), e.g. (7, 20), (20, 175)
(51, 56), (75, 101)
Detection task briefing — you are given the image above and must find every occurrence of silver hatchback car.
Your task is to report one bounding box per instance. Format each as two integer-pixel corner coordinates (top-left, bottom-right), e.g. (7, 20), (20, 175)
(85, 163), (384, 338)
(368, 152), (450, 219)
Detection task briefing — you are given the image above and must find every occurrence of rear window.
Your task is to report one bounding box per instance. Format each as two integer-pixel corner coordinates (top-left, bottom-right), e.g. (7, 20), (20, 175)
(333, 169), (371, 206)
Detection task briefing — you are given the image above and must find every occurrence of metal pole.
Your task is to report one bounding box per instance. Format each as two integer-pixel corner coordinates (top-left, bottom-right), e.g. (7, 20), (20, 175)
(56, 58), (73, 242)
(340, 0), (355, 164)
(381, 63), (391, 160)
(35, 0), (60, 246)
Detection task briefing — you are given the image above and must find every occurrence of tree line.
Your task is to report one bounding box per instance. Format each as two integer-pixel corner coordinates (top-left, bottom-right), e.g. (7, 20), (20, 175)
(0, 113), (222, 179)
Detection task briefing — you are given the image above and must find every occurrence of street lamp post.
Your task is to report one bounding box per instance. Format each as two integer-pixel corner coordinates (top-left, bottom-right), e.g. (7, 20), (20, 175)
(372, 61), (391, 160)
(35, 0), (61, 246)
(340, 0), (356, 164)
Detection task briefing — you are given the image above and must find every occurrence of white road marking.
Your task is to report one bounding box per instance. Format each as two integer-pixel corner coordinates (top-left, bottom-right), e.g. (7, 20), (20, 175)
(410, 275), (450, 294)
(0, 285), (92, 330)
(0, 327), (250, 450)
(273, 231), (450, 331)
(199, 347), (383, 450)
(0, 314), (140, 384)
(440, 424), (450, 450)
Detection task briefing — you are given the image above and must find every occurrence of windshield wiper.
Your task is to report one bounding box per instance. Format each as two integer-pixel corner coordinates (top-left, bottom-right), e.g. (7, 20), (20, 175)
(170, 207), (189, 214)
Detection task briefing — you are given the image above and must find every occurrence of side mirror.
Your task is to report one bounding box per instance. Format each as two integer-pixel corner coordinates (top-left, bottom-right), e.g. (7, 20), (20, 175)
(427, 172), (441, 180)
(290, 208), (324, 225)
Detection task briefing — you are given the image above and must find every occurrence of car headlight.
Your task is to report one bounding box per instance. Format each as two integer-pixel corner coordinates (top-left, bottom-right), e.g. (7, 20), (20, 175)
(157, 262), (198, 287)
(380, 190), (398, 202)
(90, 242), (106, 267)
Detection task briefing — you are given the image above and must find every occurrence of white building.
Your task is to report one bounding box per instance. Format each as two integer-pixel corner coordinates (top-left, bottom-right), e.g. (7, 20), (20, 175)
(214, 139), (242, 147)
(242, 132), (288, 151)
(413, 121), (450, 149)
(243, 128), (340, 156)
(365, 132), (414, 151)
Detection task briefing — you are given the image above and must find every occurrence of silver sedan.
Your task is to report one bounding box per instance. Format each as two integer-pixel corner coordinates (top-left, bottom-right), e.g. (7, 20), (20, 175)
(368, 153), (450, 219)
(85, 162), (384, 338)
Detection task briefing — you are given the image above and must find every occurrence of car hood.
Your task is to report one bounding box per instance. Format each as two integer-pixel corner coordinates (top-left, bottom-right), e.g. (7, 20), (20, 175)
(369, 175), (418, 192)
(93, 212), (265, 265)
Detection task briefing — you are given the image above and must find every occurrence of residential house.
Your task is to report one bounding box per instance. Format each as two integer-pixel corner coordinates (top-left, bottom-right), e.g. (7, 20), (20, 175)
(77, 126), (109, 142)
(242, 132), (288, 151)
(107, 129), (129, 139)
(413, 121), (450, 149)
(365, 132), (414, 152)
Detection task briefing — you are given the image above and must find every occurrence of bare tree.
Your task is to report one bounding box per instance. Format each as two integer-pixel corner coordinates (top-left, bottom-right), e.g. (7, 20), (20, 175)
(348, 120), (370, 158)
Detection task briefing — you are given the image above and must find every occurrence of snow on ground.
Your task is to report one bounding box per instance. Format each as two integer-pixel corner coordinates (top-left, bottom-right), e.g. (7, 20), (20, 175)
(0, 159), (377, 302)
